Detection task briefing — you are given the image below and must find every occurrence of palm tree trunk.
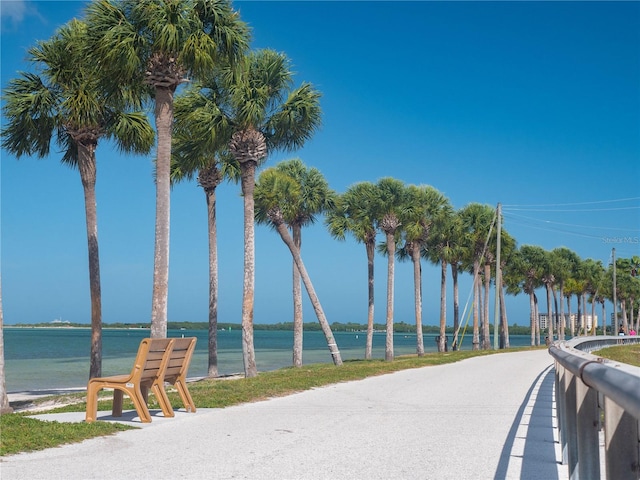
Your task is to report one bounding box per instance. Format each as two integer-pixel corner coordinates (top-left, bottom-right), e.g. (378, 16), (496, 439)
(365, 239), (375, 360)
(411, 245), (425, 356)
(385, 233), (396, 361)
(206, 187), (219, 377)
(0, 279), (12, 414)
(438, 260), (447, 353)
(559, 284), (566, 340)
(534, 294), (540, 345)
(292, 225), (303, 367)
(452, 263), (460, 350)
(151, 86), (174, 340)
(272, 219), (342, 365)
(472, 260), (480, 351)
(545, 285), (554, 341)
(500, 284), (510, 348)
(529, 292), (536, 346)
(567, 295), (574, 337)
(621, 300), (629, 333)
(240, 162), (258, 377)
(482, 263), (491, 349)
(590, 293), (597, 335)
(78, 146), (102, 378)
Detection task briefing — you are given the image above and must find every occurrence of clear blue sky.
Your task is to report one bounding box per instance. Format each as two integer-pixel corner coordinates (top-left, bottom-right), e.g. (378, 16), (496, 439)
(2, 1), (639, 328)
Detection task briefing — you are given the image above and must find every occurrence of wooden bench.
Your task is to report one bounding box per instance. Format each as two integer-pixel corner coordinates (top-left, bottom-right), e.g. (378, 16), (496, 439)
(85, 337), (196, 423)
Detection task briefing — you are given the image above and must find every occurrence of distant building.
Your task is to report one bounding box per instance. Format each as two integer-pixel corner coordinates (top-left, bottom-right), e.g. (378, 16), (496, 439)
(539, 313), (597, 331)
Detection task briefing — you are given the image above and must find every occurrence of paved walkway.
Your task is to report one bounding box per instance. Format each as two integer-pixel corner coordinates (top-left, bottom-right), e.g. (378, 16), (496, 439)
(1, 349), (567, 480)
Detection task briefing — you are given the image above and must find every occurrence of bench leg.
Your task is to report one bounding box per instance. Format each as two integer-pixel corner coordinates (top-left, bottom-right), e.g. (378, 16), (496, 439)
(175, 378), (196, 413)
(152, 382), (175, 418)
(112, 390), (124, 417)
(85, 382), (100, 423)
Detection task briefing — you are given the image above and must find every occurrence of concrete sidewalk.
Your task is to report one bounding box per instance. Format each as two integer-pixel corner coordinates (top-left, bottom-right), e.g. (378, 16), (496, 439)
(1, 349), (567, 480)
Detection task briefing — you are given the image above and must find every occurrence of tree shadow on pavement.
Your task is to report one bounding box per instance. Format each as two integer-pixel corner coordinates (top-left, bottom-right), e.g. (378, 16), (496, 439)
(493, 365), (564, 480)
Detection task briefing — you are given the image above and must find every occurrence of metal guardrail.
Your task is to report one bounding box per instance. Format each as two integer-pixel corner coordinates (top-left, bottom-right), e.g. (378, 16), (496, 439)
(549, 336), (640, 480)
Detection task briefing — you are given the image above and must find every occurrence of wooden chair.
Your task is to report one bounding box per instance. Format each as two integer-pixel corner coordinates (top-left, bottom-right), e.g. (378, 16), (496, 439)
(85, 338), (174, 423)
(154, 337), (197, 417)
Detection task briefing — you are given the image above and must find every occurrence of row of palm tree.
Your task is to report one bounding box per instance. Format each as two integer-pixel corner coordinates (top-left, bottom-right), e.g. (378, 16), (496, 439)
(1, 1), (321, 380)
(505, 246), (640, 343)
(2, 1), (638, 397)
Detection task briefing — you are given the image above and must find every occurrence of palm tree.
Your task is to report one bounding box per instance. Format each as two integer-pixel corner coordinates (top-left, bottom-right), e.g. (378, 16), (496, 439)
(1, 19), (154, 378)
(582, 258), (605, 334)
(172, 85), (241, 377)
(375, 178), (406, 361)
(539, 249), (555, 340)
(458, 203), (496, 350)
(255, 158), (335, 367)
(422, 207), (455, 353)
(513, 245), (546, 346)
(85, 0), (249, 339)
(551, 247), (581, 339)
(222, 49), (321, 377)
(254, 167), (342, 365)
(399, 185), (450, 354)
(326, 182), (379, 359)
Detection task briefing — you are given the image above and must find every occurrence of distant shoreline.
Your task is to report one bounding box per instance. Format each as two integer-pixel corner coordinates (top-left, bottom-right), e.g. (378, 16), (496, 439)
(4, 322), (544, 335)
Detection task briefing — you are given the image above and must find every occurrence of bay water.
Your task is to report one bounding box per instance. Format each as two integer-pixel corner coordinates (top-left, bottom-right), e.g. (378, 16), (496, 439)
(3, 327), (534, 393)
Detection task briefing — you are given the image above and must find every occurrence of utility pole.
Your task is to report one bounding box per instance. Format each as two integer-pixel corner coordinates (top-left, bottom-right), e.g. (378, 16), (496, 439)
(612, 248), (617, 335)
(493, 203), (502, 349)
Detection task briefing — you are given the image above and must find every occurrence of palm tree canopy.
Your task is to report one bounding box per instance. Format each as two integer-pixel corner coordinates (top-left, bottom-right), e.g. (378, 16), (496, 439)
(458, 202), (496, 272)
(402, 184), (450, 245)
(222, 49), (322, 155)
(254, 158), (334, 228)
(85, 0), (249, 94)
(326, 181), (379, 244)
(1, 18), (154, 165)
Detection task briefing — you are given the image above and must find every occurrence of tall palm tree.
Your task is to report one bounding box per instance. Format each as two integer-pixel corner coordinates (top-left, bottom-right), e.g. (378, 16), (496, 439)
(172, 86), (240, 376)
(254, 167), (342, 365)
(85, 0), (249, 339)
(458, 203), (496, 350)
(422, 206), (456, 352)
(255, 158), (335, 367)
(539, 249), (555, 340)
(582, 258), (605, 334)
(1, 19), (155, 378)
(514, 245), (546, 346)
(551, 247), (581, 339)
(399, 185), (450, 355)
(221, 49), (321, 377)
(326, 182), (379, 359)
(375, 177), (406, 361)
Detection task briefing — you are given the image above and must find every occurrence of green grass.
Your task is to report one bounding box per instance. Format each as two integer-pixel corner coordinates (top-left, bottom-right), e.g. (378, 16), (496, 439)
(0, 414), (133, 456)
(595, 344), (640, 367)
(0, 346), (540, 456)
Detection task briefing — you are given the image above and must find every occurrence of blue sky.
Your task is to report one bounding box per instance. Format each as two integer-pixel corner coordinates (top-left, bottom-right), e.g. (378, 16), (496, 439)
(1, 1), (639, 329)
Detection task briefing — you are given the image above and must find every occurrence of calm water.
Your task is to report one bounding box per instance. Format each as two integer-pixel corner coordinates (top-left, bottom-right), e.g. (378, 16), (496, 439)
(3, 327), (534, 393)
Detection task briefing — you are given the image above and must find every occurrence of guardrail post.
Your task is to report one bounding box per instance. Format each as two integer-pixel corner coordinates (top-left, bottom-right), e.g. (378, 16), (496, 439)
(604, 396), (640, 480)
(576, 378), (600, 479)
(556, 363), (569, 465)
(564, 367), (579, 479)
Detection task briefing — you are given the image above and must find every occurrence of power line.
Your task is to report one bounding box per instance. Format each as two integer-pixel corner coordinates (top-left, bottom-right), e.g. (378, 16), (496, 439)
(502, 197), (640, 208)
(503, 206), (639, 213)
(503, 212), (640, 232)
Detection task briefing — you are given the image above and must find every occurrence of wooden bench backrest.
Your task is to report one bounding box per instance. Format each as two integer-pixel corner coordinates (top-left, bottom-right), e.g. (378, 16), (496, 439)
(133, 338), (173, 384)
(163, 337), (197, 383)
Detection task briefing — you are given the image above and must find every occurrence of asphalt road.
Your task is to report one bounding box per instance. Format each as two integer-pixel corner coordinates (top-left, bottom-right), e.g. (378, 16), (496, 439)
(1, 349), (566, 480)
